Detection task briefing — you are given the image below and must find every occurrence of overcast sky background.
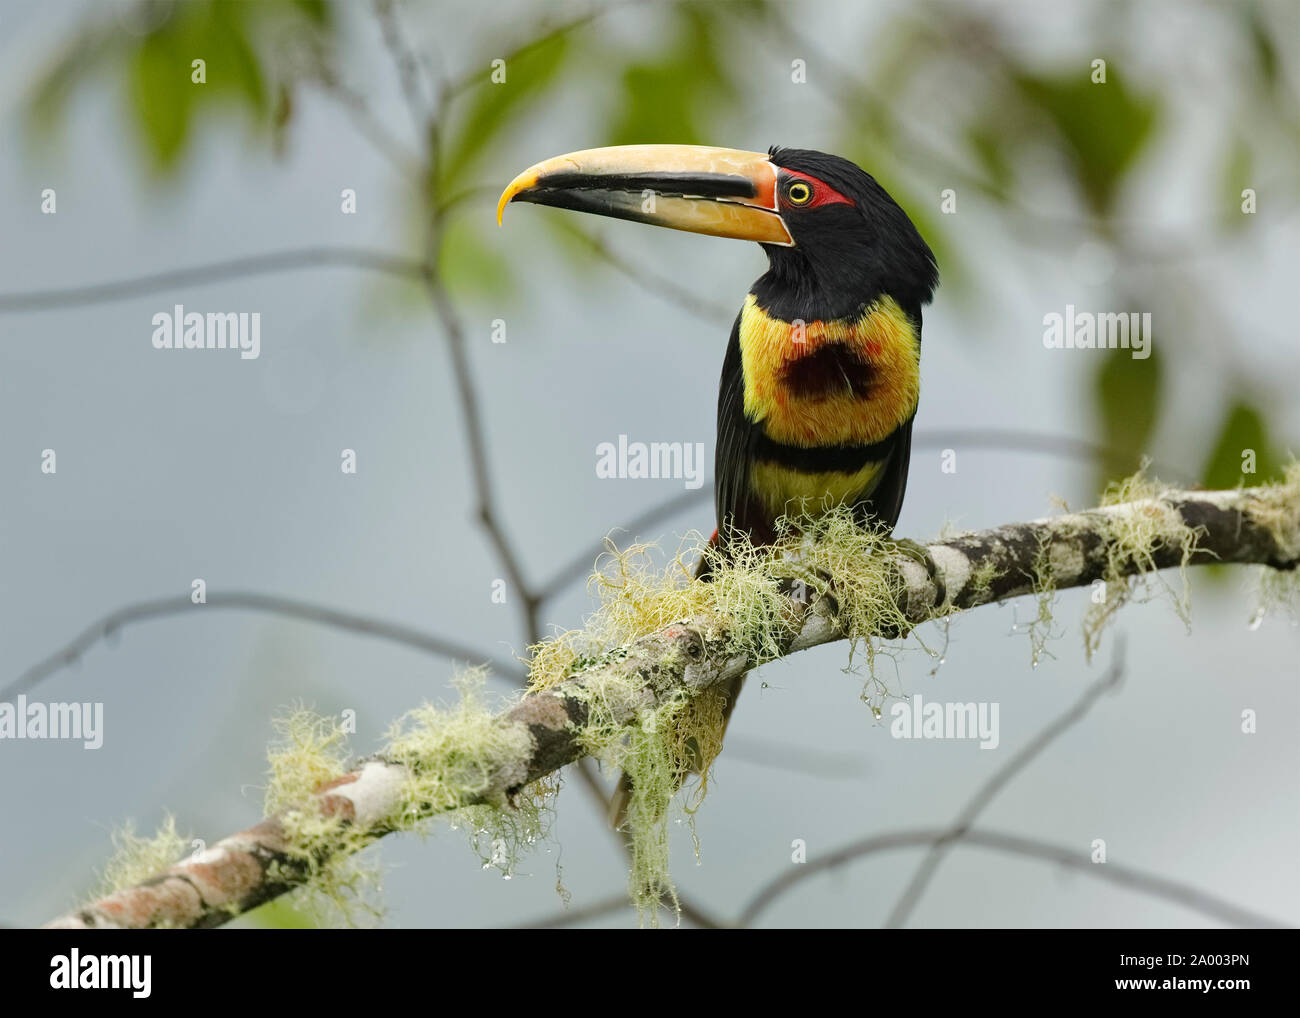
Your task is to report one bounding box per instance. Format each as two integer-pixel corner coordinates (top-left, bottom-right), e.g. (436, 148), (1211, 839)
(0, 0), (1296, 928)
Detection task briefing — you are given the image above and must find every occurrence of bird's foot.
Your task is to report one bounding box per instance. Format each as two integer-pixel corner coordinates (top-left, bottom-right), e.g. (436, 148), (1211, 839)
(892, 538), (947, 613)
(778, 567), (838, 615)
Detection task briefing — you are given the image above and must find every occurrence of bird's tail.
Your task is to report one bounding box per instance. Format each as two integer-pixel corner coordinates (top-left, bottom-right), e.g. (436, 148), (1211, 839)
(608, 529), (745, 830)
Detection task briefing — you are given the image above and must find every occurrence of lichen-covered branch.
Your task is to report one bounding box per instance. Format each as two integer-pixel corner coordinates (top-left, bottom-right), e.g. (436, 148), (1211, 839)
(45, 474), (1300, 929)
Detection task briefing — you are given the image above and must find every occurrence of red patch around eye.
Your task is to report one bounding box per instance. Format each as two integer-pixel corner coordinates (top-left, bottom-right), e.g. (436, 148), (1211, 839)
(783, 169), (855, 208)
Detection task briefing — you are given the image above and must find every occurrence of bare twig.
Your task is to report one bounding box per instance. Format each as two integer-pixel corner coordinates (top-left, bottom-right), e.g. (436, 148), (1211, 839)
(373, 0), (432, 132)
(551, 221), (737, 326)
(883, 640), (1126, 928)
(511, 894), (625, 928)
(421, 270), (544, 654)
(4, 591), (526, 701)
(442, 7), (608, 99)
(512, 892), (725, 929)
(735, 826), (1289, 929)
(300, 46), (423, 180)
(0, 248), (426, 313)
(722, 733), (870, 779)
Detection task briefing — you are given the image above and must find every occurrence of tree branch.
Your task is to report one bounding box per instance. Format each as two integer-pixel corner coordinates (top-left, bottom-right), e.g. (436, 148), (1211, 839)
(519, 819), (1290, 929)
(43, 480), (1298, 929)
(3, 591), (526, 701)
(883, 640), (1126, 928)
(0, 248), (426, 313)
(734, 825), (1290, 930)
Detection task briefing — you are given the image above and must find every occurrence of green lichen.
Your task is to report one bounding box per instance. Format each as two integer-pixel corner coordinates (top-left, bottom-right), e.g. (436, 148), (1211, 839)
(96, 814), (189, 901)
(1246, 461), (1300, 624)
(265, 707), (350, 816)
(261, 669), (551, 926)
(969, 557), (1002, 597)
(1080, 465), (1203, 660)
(1022, 531), (1063, 667)
(523, 507), (916, 922)
(263, 709), (376, 927)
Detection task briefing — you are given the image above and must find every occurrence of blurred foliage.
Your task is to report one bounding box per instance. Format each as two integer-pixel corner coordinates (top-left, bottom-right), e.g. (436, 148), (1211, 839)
(239, 897), (321, 929)
(606, 5), (735, 146)
(437, 214), (514, 301)
(1203, 401), (1283, 490)
(128, 1), (267, 169)
(1094, 344), (1163, 488)
(19, 0), (1299, 496)
(435, 30), (571, 199)
(1011, 70), (1160, 216)
(27, 0), (332, 174)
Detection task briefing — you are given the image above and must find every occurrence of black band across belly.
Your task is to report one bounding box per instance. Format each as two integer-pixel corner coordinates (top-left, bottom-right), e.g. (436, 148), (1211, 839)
(751, 425), (905, 473)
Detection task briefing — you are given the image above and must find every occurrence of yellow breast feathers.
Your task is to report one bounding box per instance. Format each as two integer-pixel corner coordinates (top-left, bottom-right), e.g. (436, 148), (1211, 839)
(738, 294), (920, 447)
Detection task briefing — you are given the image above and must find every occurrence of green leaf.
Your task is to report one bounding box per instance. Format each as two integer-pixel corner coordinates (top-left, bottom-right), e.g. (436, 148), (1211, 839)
(1220, 135), (1254, 230)
(965, 124), (1014, 200)
(606, 6), (734, 146)
(205, 3), (269, 115)
(292, 0), (333, 27)
(1244, 3), (1279, 92)
(437, 214), (515, 303)
(1202, 400), (1281, 488)
(239, 898), (320, 929)
(1013, 70), (1159, 214)
(129, 28), (195, 170)
(1093, 342), (1163, 487)
(438, 32), (571, 195)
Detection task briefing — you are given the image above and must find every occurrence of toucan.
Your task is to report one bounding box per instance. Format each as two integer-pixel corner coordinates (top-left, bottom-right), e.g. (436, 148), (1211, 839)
(499, 144), (938, 823)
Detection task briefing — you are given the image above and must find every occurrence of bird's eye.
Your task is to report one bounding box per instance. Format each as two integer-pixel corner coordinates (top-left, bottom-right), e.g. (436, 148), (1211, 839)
(786, 180), (812, 205)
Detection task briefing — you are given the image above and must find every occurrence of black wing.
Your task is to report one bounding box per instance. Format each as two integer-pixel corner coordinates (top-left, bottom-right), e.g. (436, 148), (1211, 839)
(855, 413), (913, 534)
(713, 311), (763, 543)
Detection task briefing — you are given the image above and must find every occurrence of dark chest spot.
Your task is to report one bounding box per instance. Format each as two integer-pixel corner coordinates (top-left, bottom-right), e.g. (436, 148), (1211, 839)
(779, 343), (875, 400)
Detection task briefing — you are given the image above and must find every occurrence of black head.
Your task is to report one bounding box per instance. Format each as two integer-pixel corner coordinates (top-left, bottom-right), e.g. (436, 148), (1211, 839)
(498, 143), (938, 321)
(756, 146), (938, 321)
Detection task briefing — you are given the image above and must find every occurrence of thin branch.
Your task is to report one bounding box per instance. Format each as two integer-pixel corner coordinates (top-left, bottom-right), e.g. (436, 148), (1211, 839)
(722, 733), (870, 780)
(0, 248), (426, 313)
(298, 37), (423, 181)
(913, 430), (1194, 486)
(511, 892), (724, 929)
(422, 270), (543, 644)
(883, 640), (1126, 928)
(422, 265), (620, 847)
(372, 0), (433, 133)
(422, 177), (619, 827)
(551, 221), (737, 326)
(538, 489), (710, 602)
(735, 826), (1289, 929)
(4, 591), (526, 701)
(442, 7), (608, 100)
(512, 894), (625, 928)
(44, 481), (1300, 928)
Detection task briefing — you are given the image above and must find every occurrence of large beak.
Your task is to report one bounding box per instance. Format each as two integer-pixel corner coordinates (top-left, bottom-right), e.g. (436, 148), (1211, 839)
(497, 144), (793, 246)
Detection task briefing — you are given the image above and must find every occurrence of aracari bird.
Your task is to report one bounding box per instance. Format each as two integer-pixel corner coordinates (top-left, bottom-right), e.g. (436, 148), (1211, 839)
(499, 145), (937, 824)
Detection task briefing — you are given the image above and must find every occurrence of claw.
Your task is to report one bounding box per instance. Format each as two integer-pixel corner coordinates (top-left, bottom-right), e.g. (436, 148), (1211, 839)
(893, 538), (947, 611)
